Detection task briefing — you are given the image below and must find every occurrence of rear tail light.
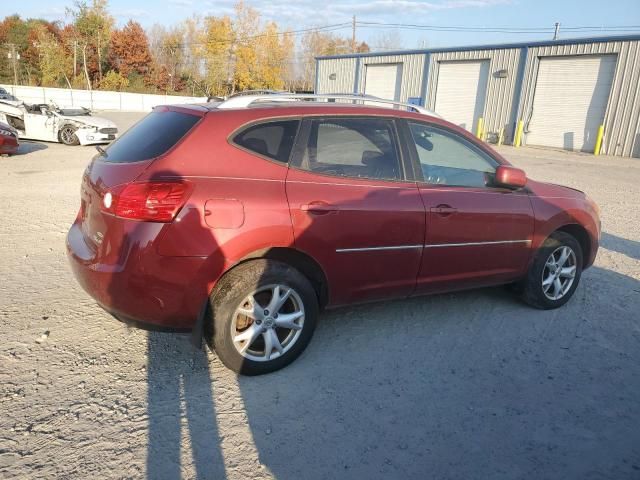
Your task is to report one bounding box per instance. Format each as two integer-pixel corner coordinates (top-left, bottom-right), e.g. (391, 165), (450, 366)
(102, 181), (192, 222)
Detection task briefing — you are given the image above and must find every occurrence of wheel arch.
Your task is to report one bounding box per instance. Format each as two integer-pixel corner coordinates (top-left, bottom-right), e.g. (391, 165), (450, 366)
(57, 123), (79, 144)
(218, 247), (329, 309)
(553, 223), (592, 267)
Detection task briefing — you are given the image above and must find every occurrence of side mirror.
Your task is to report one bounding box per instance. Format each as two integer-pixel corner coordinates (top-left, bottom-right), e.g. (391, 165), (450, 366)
(495, 165), (527, 189)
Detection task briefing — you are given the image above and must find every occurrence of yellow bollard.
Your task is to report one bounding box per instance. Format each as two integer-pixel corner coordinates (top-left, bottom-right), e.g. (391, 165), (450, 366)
(498, 127), (505, 146)
(514, 120), (524, 148)
(476, 117), (484, 140)
(594, 124), (604, 155)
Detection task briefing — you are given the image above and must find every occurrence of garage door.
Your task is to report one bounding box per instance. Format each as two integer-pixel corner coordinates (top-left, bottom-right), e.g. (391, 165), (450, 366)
(526, 55), (616, 152)
(435, 60), (489, 132)
(364, 64), (402, 102)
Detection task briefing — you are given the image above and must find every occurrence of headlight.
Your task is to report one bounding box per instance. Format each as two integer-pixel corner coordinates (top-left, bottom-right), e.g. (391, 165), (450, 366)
(0, 128), (15, 137)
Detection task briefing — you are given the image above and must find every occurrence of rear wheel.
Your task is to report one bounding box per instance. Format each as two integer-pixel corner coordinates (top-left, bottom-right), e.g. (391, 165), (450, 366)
(205, 259), (318, 375)
(521, 231), (583, 309)
(58, 125), (80, 146)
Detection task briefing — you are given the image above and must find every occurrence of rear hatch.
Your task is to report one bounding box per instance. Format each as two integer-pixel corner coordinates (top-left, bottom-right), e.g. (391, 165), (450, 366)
(79, 107), (204, 254)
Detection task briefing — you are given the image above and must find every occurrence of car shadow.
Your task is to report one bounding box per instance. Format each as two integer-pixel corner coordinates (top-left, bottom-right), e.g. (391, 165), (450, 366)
(146, 332), (225, 479)
(104, 169), (227, 479)
(13, 141), (48, 155)
(600, 232), (640, 260)
(140, 264), (640, 479)
(98, 159), (639, 478)
(236, 265), (640, 479)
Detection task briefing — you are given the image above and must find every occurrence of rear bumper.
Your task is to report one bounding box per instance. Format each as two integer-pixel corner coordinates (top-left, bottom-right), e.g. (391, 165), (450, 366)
(66, 221), (210, 329)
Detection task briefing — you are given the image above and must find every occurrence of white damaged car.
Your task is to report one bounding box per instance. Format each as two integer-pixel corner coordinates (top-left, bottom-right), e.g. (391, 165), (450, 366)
(0, 100), (118, 146)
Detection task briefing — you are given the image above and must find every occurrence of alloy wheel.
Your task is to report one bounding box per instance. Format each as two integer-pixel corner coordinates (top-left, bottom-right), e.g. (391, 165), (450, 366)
(541, 246), (577, 300)
(61, 127), (76, 144)
(231, 284), (305, 362)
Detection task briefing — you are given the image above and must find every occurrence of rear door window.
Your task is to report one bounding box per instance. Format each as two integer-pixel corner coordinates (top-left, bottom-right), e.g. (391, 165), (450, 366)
(104, 111), (200, 163)
(232, 120), (300, 163)
(298, 118), (402, 181)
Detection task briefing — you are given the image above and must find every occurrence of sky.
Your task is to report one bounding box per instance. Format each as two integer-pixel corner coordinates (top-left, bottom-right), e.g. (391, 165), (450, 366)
(15, 0), (640, 50)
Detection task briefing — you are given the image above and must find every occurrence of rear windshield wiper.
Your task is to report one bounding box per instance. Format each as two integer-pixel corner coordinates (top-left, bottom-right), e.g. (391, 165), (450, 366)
(95, 146), (108, 158)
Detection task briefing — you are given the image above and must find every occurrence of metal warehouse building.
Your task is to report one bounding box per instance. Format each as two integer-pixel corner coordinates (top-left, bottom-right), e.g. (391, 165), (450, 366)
(315, 35), (640, 158)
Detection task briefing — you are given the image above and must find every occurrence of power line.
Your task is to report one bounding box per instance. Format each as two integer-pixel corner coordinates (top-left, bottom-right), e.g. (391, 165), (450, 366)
(150, 23), (352, 49)
(356, 21), (640, 34)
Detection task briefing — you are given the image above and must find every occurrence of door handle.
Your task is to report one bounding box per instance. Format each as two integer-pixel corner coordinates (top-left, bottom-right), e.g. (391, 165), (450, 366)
(431, 204), (458, 216)
(301, 201), (337, 214)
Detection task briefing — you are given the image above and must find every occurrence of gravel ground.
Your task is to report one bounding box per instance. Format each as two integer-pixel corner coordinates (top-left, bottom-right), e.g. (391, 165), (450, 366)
(1, 112), (639, 480)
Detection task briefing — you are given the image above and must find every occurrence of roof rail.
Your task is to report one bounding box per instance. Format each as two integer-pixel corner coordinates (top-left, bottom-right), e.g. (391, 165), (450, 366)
(216, 93), (440, 117)
(227, 89), (291, 98)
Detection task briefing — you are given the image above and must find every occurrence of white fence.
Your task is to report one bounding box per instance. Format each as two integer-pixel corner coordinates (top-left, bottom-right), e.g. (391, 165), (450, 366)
(0, 85), (207, 112)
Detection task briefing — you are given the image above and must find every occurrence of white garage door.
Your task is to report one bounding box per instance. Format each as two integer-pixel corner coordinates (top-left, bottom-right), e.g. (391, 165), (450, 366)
(526, 55), (616, 152)
(364, 64), (402, 102)
(435, 60), (489, 132)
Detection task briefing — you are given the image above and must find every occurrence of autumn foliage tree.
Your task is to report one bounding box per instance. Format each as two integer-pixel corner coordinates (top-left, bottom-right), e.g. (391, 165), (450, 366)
(66, 0), (113, 88)
(1, 1), (384, 94)
(202, 15), (234, 96)
(109, 20), (152, 78)
(35, 24), (73, 88)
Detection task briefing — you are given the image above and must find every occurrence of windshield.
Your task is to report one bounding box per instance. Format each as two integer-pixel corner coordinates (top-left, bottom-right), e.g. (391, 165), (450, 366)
(58, 108), (91, 116)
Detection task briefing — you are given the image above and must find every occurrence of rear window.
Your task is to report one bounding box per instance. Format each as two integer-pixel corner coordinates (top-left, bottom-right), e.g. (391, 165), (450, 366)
(232, 120), (299, 163)
(104, 111), (200, 163)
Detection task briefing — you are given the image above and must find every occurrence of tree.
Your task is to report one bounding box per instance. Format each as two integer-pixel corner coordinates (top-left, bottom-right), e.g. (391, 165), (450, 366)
(0, 15), (30, 84)
(254, 22), (293, 91)
(67, 0), (114, 88)
(99, 70), (128, 90)
(145, 63), (171, 92)
(109, 20), (152, 77)
(148, 23), (186, 92)
(0, 15), (60, 85)
(370, 30), (403, 52)
(35, 24), (72, 88)
(298, 30), (369, 91)
(181, 16), (206, 95)
(232, 1), (261, 92)
(202, 15), (234, 96)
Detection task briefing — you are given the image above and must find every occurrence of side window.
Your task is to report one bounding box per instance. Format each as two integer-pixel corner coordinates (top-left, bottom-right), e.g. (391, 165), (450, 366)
(300, 118), (402, 181)
(409, 122), (498, 188)
(233, 120), (299, 163)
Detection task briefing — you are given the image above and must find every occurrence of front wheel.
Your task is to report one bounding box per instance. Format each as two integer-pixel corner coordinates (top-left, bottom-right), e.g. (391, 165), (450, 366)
(521, 231), (583, 309)
(206, 260), (319, 375)
(58, 125), (80, 146)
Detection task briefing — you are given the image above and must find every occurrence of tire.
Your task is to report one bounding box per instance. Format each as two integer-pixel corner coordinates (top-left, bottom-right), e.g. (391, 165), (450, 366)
(205, 259), (319, 375)
(58, 125), (80, 146)
(521, 231), (583, 309)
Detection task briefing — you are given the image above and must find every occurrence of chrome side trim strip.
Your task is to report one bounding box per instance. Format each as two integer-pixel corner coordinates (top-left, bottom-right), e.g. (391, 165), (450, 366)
(335, 240), (531, 253)
(424, 240), (532, 248)
(335, 245), (423, 253)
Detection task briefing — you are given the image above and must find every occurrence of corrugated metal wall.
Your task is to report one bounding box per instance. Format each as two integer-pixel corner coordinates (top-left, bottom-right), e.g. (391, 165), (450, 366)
(518, 40), (640, 157)
(425, 48), (522, 140)
(316, 57), (358, 95)
(356, 54), (425, 103)
(316, 37), (640, 157)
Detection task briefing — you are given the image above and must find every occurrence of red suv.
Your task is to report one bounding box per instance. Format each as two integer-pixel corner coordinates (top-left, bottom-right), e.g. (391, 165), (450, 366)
(67, 95), (600, 375)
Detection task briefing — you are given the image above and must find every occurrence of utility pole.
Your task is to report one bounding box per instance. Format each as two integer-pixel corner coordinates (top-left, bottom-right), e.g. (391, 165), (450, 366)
(553, 22), (560, 40)
(73, 40), (77, 78)
(7, 44), (19, 85)
(352, 15), (356, 52)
